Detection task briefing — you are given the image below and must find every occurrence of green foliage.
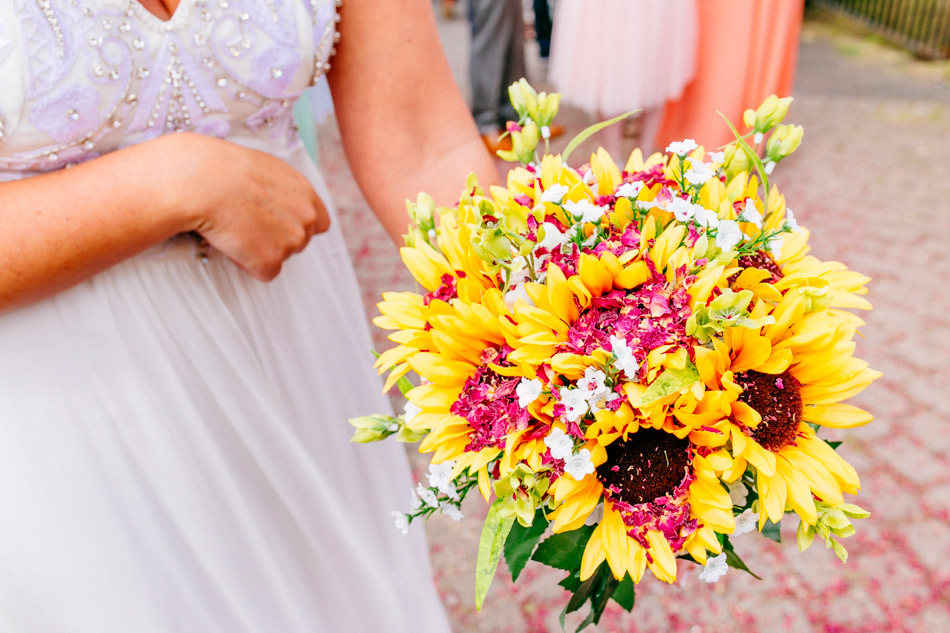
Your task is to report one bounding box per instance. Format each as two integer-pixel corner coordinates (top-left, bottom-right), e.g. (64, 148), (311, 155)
(503, 508), (549, 582)
(475, 499), (516, 610)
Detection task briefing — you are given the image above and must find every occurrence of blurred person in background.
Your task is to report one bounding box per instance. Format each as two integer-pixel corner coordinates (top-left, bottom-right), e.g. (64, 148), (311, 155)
(656, 0), (806, 151)
(548, 0), (697, 150)
(469, 0), (527, 152)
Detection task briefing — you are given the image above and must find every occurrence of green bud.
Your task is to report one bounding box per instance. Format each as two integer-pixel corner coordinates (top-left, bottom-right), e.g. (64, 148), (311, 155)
(407, 192), (436, 232)
(802, 286), (833, 313)
(348, 414), (398, 443)
(472, 227), (512, 264)
(765, 124), (804, 163)
(723, 142), (753, 180)
(538, 92), (562, 127)
(746, 95), (793, 133)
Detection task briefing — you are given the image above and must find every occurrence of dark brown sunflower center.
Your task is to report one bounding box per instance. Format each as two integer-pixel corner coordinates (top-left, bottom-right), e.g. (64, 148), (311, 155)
(734, 370), (803, 451)
(738, 251), (784, 282)
(599, 428), (691, 506)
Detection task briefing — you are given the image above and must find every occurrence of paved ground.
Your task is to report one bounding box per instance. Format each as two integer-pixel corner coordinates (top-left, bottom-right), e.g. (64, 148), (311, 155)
(318, 7), (950, 632)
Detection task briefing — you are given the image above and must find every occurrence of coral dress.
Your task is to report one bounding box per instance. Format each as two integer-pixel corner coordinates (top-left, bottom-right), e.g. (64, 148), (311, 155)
(656, 0), (806, 150)
(548, 0), (698, 116)
(0, 1), (451, 631)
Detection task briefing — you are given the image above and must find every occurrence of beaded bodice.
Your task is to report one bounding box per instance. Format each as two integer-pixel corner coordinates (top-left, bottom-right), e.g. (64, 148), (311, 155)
(0, 0), (339, 178)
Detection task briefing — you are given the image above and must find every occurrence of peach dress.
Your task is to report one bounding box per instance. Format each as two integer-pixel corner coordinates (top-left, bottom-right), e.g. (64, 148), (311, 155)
(656, 0), (805, 151)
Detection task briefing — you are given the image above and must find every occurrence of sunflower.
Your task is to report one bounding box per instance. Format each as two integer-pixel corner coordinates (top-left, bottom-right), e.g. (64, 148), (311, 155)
(544, 426), (734, 583)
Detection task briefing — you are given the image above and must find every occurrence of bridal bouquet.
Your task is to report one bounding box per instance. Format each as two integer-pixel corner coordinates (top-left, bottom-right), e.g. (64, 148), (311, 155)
(350, 81), (878, 629)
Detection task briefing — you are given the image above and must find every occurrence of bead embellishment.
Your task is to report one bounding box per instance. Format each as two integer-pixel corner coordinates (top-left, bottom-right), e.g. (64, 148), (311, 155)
(1, 0), (342, 171)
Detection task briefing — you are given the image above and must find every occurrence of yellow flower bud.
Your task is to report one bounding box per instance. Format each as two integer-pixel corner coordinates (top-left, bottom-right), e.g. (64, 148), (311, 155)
(748, 95), (793, 133)
(765, 124), (804, 163)
(722, 142), (752, 180)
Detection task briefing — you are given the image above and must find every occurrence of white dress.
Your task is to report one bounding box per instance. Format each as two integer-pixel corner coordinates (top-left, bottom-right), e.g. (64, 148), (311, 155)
(0, 1), (452, 631)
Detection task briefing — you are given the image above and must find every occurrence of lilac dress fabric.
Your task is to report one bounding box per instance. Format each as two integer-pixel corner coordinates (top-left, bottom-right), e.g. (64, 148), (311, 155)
(0, 1), (451, 631)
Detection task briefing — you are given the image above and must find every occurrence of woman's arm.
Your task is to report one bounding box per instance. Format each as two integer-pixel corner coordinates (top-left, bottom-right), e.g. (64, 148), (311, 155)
(0, 133), (329, 311)
(328, 0), (500, 242)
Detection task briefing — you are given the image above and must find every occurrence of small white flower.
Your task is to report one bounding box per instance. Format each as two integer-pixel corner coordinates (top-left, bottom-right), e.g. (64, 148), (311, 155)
(540, 183), (569, 205)
(403, 400), (422, 426)
(544, 427), (575, 461)
(577, 367), (608, 399)
(609, 335), (639, 379)
(392, 511), (409, 534)
(684, 161), (715, 186)
(427, 460), (456, 490)
(668, 197), (696, 223)
(727, 480), (748, 506)
(715, 220), (742, 251)
(535, 221), (567, 251)
(442, 504), (464, 522)
(415, 483), (438, 508)
(735, 509), (759, 535)
(738, 199), (763, 228)
(754, 132), (764, 145)
(516, 377), (543, 408)
(541, 125), (552, 140)
(666, 139), (698, 155)
(564, 448), (596, 481)
(616, 181), (643, 199)
(766, 234), (784, 258)
(583, 169), (598, 187)
(785, 208), (800, 232)
(563, 199), (607, 224)
(694, 206), (720, 229)
(707, 151), (725, 163)
(558, 387), (589, 422)
(503, 283), (533, 307)
(387, 422), (399, 432)
(699, 553), (729, 582)
(764, 160), (776, 175)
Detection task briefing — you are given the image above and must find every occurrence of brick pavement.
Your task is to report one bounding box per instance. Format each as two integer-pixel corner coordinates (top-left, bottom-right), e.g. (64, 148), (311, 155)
(318, 11), (950, 633)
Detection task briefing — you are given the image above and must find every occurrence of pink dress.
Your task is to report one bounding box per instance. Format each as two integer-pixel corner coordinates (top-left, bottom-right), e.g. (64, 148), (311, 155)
(548, 0), (698, 116)
(657, 0), (806, 150)
(0, 1), (451, 631)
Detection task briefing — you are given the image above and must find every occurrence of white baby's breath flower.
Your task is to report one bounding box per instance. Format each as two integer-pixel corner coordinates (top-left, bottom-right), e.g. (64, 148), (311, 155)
(415, 483), (438, 508)
(727, 480), (748, 506)
(609, 335), (639, 379)
(738, 199), (763, 228)
(559, 387), (589, 422)
(540, 183), (569, 205)
(564, 448), (596, 481)
(577, 367), (608, 400)
(698, 553), (729, 582)
(535, 221), (567, 251)
(392, 511), (409, 534)
(735, 509), (759, 535)
(694, 206), (720, 229)
(716, 220), (742, 251)
(668, 197), (696, 223)
(403, 400), (422, 426)
(766, 234), (784, 258)
(544, 427), (574, 461)
(785, 208), (800, 232)
(707, 151), (725, 163)
(516, 377), (543, 408)
(504, 283), (532, 307)
(616, 181), (643, 199)
(764, 160), (776, 175)
(684, 161), (715, 186)
(541, 125), (552, 140)
(666, 139), (698, 155)
(583, 169), (598, 187)
(427, 461), (455, 490)
(442, 504), (463, 522)
(563, 199), (607, 224)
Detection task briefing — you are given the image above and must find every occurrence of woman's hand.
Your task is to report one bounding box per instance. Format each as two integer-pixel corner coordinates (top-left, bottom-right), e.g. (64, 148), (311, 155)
(0, 132), (329, 310)
(156, 133), (330, 281)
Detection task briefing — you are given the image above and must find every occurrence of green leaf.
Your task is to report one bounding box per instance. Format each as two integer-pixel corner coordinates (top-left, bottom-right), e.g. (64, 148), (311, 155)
(826, 440), (843, 450)
(504, 508), (549, 582)
(561, 110), (639, 164)
(760, 518), (782, 543)
(717, 112), (771, 204)
(396, 374), (415, 397)
(611, 574), (636, 611)
(723, 549), (762, 580)
(531, 524), (595, 572)
(475, 499), (516, 611)
(640, 362), (700, 405)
